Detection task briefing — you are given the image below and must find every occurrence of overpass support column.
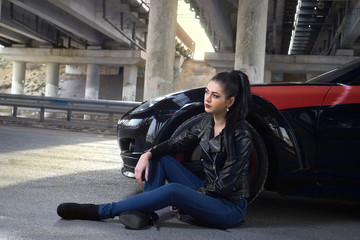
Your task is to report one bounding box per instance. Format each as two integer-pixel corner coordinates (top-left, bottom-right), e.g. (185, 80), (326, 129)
(264, 70), (272, 83)
(144, 0), (177, 100)
(84, 63), (100, 120)
(45, 63), (60, 118)
(234, 0), (268, 83)
(122, 65), (138, 101)
(11, 61), (26, 94)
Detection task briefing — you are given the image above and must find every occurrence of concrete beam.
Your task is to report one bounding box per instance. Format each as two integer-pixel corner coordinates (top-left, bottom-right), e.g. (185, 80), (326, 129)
(196, 0), (234, 51)
(0, 1), (50, 43)
(204, 52), (359, 74)
(0, 47), (146, 65)
(0, 20), (47, 44)
(0, 26), (27, 43)
(204, 52), (235, 71)
(265, 55), (360, 73)
(106, 0), (148, 26)
(8, 0), (103, 45)
(46, 0), (131, 46)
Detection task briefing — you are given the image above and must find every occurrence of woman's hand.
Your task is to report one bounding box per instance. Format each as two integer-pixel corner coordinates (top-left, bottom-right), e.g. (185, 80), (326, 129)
(134, 151), (152, 187)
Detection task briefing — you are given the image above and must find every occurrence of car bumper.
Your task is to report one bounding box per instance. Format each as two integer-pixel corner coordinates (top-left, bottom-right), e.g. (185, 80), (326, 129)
(121, 151), (141, 177)
(117, 117), (152, 176)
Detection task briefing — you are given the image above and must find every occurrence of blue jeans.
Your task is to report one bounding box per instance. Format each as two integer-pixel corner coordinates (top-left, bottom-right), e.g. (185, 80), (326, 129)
(98, 156), (247, 228)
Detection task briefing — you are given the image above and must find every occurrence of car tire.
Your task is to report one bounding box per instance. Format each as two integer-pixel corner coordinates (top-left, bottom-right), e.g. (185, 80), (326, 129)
(170, 112), (268, 204)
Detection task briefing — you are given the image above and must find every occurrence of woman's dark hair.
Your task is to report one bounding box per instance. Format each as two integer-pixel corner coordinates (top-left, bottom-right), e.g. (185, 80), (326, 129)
(210, 70), (252, 157)
(210, 70), (251, 122)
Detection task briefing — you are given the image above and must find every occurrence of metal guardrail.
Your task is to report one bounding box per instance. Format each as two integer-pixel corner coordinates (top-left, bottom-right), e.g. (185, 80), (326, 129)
(0, 93), (141, 127)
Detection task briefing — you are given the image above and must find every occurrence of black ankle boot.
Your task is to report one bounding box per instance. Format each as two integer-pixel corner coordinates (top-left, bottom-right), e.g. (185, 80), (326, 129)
(57, 203), (100, 221)
(119, 211), (159, 230)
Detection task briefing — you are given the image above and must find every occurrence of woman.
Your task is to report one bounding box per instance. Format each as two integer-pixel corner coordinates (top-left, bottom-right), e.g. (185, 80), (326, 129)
(57, 70), (252, 230)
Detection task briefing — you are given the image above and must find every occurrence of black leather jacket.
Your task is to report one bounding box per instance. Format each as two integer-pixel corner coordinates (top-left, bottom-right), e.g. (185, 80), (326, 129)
(149, 113), (252, 201)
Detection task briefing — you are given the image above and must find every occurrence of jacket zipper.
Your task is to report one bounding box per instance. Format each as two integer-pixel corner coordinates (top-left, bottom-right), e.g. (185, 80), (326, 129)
(200, 143), (218, 180)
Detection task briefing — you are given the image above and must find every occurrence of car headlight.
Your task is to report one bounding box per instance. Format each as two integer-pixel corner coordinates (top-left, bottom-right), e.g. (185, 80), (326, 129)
(130, 96), (166, 114)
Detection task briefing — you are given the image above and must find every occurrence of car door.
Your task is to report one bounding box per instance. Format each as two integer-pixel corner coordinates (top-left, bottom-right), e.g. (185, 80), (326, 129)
(317, 78), (360, 187)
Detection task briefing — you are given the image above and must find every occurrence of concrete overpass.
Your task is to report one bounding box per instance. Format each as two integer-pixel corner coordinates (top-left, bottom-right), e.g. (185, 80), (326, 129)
(188, 0), (360, 82)
(0, 0), (194, 101)
(0, 0), (359, 102)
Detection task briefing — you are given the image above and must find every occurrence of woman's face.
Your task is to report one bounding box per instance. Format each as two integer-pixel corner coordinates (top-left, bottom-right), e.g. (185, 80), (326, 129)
(204, 80), (234, 116)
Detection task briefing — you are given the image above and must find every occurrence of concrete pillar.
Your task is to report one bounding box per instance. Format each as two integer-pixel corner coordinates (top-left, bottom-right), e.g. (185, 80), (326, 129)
(84, 63), (100, 120)
(144, 0), (177, 100)
(264, 70), (272, 83)
(122, 65), (138, 101)
(234, 0), (268, 83)
(173, 55), (184, 83)
(45, 63), (60, 97)
(11, 61), (26, 94)
(85, 64), (100, 100)
(45, 63), (60, 118)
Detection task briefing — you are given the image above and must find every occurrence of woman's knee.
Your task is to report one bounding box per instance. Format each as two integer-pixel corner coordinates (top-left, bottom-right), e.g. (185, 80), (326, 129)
(158, 155), (178, 170)
(159, 155), (175, 164)
(149, 155), (174, 173)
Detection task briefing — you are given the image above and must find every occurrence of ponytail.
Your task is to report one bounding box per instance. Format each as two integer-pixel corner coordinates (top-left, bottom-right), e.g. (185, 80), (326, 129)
(227, 70), (252, 123)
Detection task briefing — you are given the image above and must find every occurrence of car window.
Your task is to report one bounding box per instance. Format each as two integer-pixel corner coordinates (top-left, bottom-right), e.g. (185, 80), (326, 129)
(349, 75), (360, 85)
(307, 59), (360, 84)
(335, 67), (360, 85)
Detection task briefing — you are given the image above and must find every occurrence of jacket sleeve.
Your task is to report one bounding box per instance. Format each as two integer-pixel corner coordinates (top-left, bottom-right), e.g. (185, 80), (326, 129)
(148, 115), (210, 160)
(198, 126), (252, 199)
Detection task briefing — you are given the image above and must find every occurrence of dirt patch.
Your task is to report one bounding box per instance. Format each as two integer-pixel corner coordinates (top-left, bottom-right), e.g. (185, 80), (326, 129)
(0, 57), (13, 93)
(173, 59), (215, 91)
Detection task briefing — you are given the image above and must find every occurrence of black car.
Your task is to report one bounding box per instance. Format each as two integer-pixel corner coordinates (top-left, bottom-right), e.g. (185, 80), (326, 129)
(117, 59), (360, 203)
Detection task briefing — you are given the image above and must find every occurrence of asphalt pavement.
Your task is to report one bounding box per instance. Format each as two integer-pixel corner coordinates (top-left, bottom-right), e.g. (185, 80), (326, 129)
(1, 122), (360, 240)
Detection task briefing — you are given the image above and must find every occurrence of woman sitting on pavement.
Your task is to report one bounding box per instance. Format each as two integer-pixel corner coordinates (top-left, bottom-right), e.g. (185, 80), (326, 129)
(57, 70), (252, 230)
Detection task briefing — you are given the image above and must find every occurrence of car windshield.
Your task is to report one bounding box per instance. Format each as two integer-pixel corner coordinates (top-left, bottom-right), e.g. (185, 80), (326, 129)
(307, 58), (360, 84)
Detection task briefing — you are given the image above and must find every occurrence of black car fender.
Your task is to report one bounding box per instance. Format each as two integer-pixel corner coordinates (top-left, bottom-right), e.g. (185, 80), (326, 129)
(247, 94), (304, 188)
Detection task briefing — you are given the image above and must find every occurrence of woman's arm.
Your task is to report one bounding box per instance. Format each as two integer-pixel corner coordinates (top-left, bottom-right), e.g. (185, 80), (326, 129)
(148, 114), (211, 160)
